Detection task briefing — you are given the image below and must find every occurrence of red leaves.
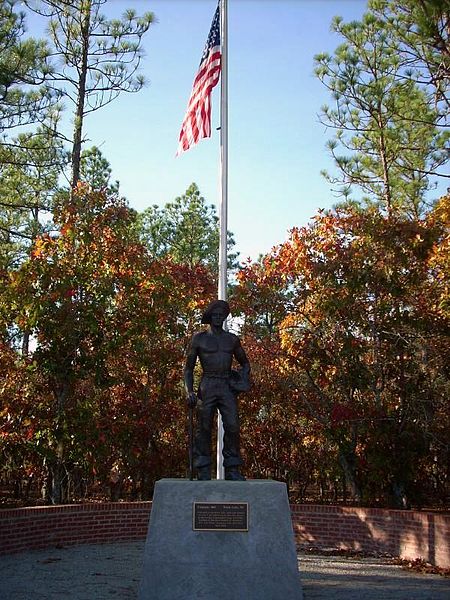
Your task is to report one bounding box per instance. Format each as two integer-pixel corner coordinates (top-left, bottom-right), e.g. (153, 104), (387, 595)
(330, 403), (356, 425)
(1, 184), (220, 496)
(233, 199), (450, 505)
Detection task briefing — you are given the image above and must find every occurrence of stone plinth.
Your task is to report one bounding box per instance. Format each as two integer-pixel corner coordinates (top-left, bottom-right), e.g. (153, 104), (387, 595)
(138, 479), (303, 600)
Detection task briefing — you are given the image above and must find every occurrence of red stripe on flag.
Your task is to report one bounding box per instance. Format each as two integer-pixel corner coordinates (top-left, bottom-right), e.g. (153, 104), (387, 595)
(177, 6), (221, 155)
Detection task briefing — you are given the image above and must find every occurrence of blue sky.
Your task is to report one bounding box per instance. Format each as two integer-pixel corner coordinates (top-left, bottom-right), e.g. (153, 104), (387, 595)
(29, 0), (373, 261)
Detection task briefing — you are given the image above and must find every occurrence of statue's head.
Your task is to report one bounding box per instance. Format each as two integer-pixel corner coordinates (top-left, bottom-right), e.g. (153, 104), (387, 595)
(201, 300), (230, 325)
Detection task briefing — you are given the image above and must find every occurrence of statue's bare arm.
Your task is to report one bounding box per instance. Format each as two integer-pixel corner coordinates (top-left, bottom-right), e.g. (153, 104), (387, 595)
(234, 339), (250, 376)
(184, 336), (199, 406)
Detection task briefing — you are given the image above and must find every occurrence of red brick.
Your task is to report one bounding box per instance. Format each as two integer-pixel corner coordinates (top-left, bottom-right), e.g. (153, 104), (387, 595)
(1, 502), (449, 568)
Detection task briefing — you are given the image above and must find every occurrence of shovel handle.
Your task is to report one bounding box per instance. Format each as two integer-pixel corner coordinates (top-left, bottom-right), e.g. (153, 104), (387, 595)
(189, 404), (194, 481)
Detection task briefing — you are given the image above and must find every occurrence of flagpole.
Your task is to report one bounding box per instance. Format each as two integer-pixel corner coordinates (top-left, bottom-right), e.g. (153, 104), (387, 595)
(216, 0), (228, 481)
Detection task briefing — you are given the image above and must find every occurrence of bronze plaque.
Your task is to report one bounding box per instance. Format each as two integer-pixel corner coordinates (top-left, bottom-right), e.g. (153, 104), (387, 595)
(193, 502), (248, 532)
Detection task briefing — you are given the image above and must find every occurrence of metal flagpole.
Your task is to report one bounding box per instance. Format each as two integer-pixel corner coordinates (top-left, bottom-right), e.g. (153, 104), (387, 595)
(216, 0), (228, 480)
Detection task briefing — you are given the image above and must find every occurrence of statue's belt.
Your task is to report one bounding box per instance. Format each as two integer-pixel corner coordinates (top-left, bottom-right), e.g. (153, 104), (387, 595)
(202, 372), (231, 379)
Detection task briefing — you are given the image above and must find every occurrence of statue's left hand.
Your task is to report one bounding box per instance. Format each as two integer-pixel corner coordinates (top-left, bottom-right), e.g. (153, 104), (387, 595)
(187, 391), (198, 408)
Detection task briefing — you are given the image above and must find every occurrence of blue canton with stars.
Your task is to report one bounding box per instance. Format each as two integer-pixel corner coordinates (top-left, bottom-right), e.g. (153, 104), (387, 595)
(199, 3), (220, 67)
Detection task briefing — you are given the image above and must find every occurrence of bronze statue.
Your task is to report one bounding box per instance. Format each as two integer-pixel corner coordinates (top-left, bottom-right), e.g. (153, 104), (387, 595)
(184, 300), (250, 481)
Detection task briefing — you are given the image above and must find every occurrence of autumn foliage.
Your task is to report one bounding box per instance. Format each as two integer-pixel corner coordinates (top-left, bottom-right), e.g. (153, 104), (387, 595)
(1, 188), (449, 509)
(1, 0), (448, 509)
(1, 185), (215, 503)
(234, 197), (450, 508)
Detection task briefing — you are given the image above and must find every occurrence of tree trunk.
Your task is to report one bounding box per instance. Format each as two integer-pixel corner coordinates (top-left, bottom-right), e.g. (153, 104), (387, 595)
(51, 441), (66, 504)
(21, 331), (30, 356)
(342, 471), (348, 503)
(49, 380), (70, 504)
(71, 1), (91, 189)
(391, 480), (410, 510)
(338, 447), (362, 503)
(377, 109), (393, 217)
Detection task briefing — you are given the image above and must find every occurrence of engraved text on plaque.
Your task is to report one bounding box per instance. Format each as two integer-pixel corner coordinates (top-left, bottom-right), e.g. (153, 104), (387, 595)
(193, 502), (248, 531)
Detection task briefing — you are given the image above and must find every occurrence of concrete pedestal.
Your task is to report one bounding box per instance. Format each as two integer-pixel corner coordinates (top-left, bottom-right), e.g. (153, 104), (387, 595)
(138, 479), (303, 600)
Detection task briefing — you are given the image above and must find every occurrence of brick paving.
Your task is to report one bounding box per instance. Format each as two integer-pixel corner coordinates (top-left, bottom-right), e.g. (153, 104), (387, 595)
(1, 540), (449, 599)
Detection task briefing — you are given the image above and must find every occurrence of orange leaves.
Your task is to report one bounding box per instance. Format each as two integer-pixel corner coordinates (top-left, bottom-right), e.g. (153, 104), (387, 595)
(426, 195), (450, 318)
(31, 234), (53, 259)
(5, 180), (449, 505)
(60, 224), (72, 237)
(233, 200), (450, 504)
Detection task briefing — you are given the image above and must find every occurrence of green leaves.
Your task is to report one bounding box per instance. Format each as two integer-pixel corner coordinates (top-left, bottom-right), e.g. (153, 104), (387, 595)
(136, 183), (238, 276)
(0, 1), (55, 132)
(314, 2), (448, 217)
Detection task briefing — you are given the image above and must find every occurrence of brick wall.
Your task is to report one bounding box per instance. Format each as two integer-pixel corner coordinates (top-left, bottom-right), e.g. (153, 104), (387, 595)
(0, 502), (151, 555)
(1, 502), (449, 568)
(291, 504), (450, 568)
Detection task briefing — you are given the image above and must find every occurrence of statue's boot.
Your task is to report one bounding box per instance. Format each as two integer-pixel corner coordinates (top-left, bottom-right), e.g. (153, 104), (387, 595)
(197, 466), (211, 481)
(225, 468), (246, 481)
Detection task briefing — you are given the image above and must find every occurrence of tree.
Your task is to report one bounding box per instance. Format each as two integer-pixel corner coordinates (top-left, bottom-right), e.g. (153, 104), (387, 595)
(80, 145), (119, 194)
(10, 185), (141, 501)
(0, 125), (66, 270)
(233, 259), (340, 498)
(6, 184), (216, 502)
(0, 124), (67, 356)
(235, 202), (450, 507)
(0, 1), (64, 281)
(369, 0), (450, 113)
(315, 10), (449, 217)
(0, 0), (62, 200)
(428, 193), (450, 320)
(0, 339), (54, 504)
(25, 0), (154, 188)
(0, 0), (55, 137)
(234, 256), (292, 338)
(137, 183), (239, 275)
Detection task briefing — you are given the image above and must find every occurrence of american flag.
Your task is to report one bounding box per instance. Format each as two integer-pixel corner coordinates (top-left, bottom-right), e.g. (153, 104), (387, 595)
(176, 3), (221, 155)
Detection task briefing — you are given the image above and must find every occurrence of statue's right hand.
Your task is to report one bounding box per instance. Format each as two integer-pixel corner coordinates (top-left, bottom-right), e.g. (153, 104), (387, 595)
(187, 391), (198, 408)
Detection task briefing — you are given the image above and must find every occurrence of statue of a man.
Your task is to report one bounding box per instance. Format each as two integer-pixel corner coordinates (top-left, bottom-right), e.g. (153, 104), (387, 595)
(184, 300), (250, 481)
